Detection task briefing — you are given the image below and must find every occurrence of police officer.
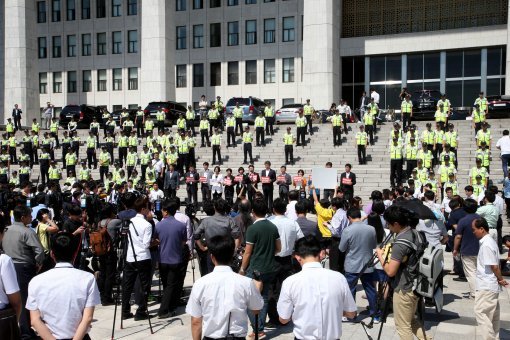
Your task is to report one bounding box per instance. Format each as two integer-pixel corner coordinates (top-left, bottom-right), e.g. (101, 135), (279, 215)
(71, 131), (81, 159)
(79, 160), (91, 181)
(31, 130), (39, 165)
(418, 142), (433, 170)
(65, 146), (77, 177)
(444, 123), (458, 167)
(19, 160), (30, 184)
(177, 114), (187, 132)
(102, 108), (111, 137)
(177, 131), (190, 174)
(199, 115), (210, 147)
(156, 108), (166, 134)
(437, 93), (451, 126)
(367, 98), (379, 135)
(187, 130), (197, 168)
(303, 99), (315, 135)
(126, 146), (138, 178)
(389, 138), (403, 188)
(434, 103), (447, 131)
(135, 106), (145, 138)
(330, 109), (343, 146)
(86, 131), (97, 169)
(233, 101), (244, 136)
(472, 103), (485, 134)
(48, 160), (62, 182)
(139, 145), (151, 181)
(90, 117), (100, 145)
(225, 112), (236, 147)
(401, 94), (413, 131)
(122, 116), (134, 135)
(50, 117), (60, 148)
(405, 137), (418, 178)
(469, 158), (488, 187)
(5, 118), (15, 135)
(215, 96), (225, 131)
(7, 132), (17, 164)
(243, 126), (254, 164)
(363, 106), (375, 145)
(356, 125), (368, 165)
(39, 146), (51, 185)
(476, 141), (491, 173)
(22, 130), (33, 167)
(295, 111), (307, 146)
(211, 128), (222, 165)
(255, 112), (266, 147)
(144, 116), (154, 137)
(106, 116), (116, 138)
(474, 91), (488, 117)
(186, 105), (196, 136)
(99, 146), (111, 183)
(105, 132), (115, 163)
(283, 127), (295, 165)
(208, 103), (219, 135)
(118, 131), (129, 167)
(264, 102), (275, 135)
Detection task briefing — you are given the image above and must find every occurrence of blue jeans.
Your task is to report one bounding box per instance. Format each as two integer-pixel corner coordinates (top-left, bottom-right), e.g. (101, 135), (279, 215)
(247, 270), (276, 332)
(501, 154), (510, 179)
(344, 271), (378, 317)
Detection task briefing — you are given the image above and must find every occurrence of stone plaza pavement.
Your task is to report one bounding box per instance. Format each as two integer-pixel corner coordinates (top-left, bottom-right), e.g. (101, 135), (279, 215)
(89, 219), (510, 340)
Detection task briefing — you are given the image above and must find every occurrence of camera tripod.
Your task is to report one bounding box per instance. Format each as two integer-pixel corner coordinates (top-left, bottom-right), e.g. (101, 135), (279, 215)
(111, 221), (154, 339)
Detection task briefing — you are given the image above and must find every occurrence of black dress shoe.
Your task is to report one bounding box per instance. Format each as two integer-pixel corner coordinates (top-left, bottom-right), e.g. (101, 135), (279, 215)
(452, 277), (468, 282)
(134, 312), (149, 321)
(122, 312), (134, 319)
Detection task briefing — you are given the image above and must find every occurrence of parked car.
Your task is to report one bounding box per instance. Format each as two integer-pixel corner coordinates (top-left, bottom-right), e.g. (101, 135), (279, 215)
(59, 104), (103, 128)
(411, 89), (441, 120)
(275, 104), (303, 124)
(110, 108), (138, 126)
(143, 101), (187, 126)
(225, 97), (267, 124)
(487, 95), (510, 118)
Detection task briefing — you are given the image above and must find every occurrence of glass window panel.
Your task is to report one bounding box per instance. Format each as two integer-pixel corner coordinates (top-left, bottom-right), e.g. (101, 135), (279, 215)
(176, 65), (187, 88)
(423, 52), (440, 79)
(463, 79), (480, 106)
(407, 82), (423, 98)
(128, 67), (138, 90)
(446, 51), (463, 78)
(463, 50), (481, 77)
(127, 0), (137, 15)
(486, 78), (501, 96)
(445, 81), (462, 107)
(264, 19), (275, 43)
(502, 48), (506, 75)
(264, 59), (275, 83)
(353, 57), (365, 83)
(40, 73), (48, 94)
(341, 86), (354, 109)
(193, 63), (204, 87)
(342, 58), (353, 84)
(97, 69), (107, 91)
(282, 17), (295, 42)
(228, 61), (239, 85)
(82, 70), (92, 92)
(283, 58), (294, 83)
(246, 20), (257, 45)
(282, 98), (294, 106)
(371, 84), (385, 108)
(112, 68), (122, 91)
(386, 83), (402, 109)
(210, 23), (221, 47)
(67, 71), (77, 93)
(228, 22), (239, 46)
(370, 56), (385, 82)
(246, 60), (257, 84)
(487, 47), (501, 76)
(386, 56), (401, 81)
(407, 54), (423, 80)
(210, 62), (221, 86)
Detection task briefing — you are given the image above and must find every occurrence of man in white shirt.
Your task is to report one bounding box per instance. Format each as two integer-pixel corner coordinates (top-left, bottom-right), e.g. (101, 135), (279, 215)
(121, 197), (154, 321)
(278, 236), (357, 339)
(370, 88), (380, 104)
(149, 182), (164, 203)
(26, 232), (100, 340)
(472, 218), (508, 340)
(152, 153), (164, 177)
(285, 190), (299, 221)
(496, 129), (510, 180)
(186, 235), (263, 340)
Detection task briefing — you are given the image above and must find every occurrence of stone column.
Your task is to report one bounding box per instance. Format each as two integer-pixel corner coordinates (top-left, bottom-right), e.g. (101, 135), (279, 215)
(140, 0), (175, 104)
(3, 0), (39, 126)
(302, 0), (341, 109)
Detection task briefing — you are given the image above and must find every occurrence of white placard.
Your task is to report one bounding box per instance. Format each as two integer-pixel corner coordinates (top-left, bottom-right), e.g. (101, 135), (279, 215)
(311, 168), (337, 189)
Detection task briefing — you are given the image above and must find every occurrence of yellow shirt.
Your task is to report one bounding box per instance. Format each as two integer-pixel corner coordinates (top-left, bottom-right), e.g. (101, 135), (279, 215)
(315, 203), (333, 237)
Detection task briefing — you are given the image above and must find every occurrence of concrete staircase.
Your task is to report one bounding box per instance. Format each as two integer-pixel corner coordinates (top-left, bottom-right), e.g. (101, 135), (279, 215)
(19, 118), (507, 202)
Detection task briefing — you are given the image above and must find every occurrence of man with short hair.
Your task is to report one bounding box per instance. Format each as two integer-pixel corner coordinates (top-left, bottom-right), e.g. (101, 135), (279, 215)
(496, 129), (510, 179)
(285, 190), (299, 221)
(186, 235), (263, 340)
(476, 191), (499, 241)
(26, 232), (100, 340)
(339, 164), (356, 203)
(277, 236), (357, 339)
(294, 200), (318, 236)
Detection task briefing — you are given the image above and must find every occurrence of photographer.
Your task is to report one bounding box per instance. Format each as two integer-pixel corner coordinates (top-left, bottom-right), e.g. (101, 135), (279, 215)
(186, 235), (263, 340)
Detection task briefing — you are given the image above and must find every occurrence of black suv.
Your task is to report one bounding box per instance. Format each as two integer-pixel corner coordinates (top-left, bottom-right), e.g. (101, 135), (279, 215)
(411, 90), (441, 120)
(59, 105), (103, 128)
(143, 101), (187, 126)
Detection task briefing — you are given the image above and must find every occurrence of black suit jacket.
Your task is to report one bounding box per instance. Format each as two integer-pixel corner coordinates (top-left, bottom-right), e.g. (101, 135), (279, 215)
(339, 172), (356, 193)
(12, 109), (22, 119)
(164, 170), (180, 190)
(359, 96), (370, 110)
(260, 169), (276, 187)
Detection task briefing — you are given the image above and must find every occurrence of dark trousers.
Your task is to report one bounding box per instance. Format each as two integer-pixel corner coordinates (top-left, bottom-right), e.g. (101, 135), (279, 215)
(158, 263), (183, 315)
(157, 121), (164, 134)
(40, 165), (49, 186)
(390, 159), (403, 187)
(14, 117), (21, 131)
(136, 119), (144, 138)
(357, 145), (366, 164)
(433, 143), (443, 166)
(121, 259), (152, 316)
(256, 127), (265, 146)
(402, 113), (412, 130)
(235, 118), (243, 135)
(189, 148), (196, 168)
(267, 256), (294, 323)
(212, 145), (221, 164)
(263, 185), (274, 212)
(141, 164), (148, 181)
(178, 154), (189, 174)
(406, 159), (417, 179)
(244, 143), (253, 163)
(328, 237), (345, 273)
(200, 130), (210, 147)
(201, 185), (211, 202)
(118, 147), (127, 167)
(13, 263), (37, 340)
(506, 198), (510, 219)
(285, 145), (294, 164)
(247, 271), (276, 333)
(296, 127), (306, 146)
(497, 216), (503, 253)
(366, 125), (374, 145)
(225, 187), (234, 205)
(265, 117), (274, 135)
(213, 192), (222, 200)
(227, 127), (236, 146)
(209, 119), (218, 135)
(98, 252), (117, 302)
(100, 166), (109, 183)
(323, 189), (334, 202)
(86, 149), (97, 168)
(9, 148), (17, 164)
(165, 187), (177, 198)
(187, 119), (196, 135)
(305, 115), (313, 134)
(52, 132), (60, 147)
(333, 126), (342, 145)
(187, 185), (198, 206)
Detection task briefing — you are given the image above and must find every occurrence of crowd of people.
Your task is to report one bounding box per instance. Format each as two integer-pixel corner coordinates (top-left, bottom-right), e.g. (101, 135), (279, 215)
(0, 91), (509, 340)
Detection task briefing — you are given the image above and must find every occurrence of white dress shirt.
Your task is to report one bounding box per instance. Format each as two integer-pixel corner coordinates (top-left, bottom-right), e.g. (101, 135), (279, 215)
(330, 208), (349, 237)
(26, 262), (100, 339)
(269, 215), (304, 257)
(175, 210), (193, 250)
(277, 262), (357, 340)
(285, 201), (298, 221)
(186, 266), (264, 338)
(127, 214), (153, 262)
(0, 254), (19, 309)
(496, 135), (510, 155)
(210, 173), (224, 194)
(476, 235), (501, 293)
(371, 91), (380, 104)
(149, 189), (164, 203)
(152, 159), (164, 175)
(493, 194), (504, 216)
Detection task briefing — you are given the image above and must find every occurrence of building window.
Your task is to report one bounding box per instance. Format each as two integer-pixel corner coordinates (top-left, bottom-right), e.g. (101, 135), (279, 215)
(176, 65), (187, 88)
(210, 62), (221, 86)
(246, 60), (257, 84)
(193, 63), (204, 87)
(67, 0), (76, 20)
(176, 26), (187, 50)
(112, 31), (122, 54)
(53, 72), (62, 93)
(264, 59), (275, 83)
(52, 0), (61, 22)
(112, 69), (122, 90)
(228, 61), (239, 85)
(52, 36), (62, 58)
(97, 69), (107, 91)
(112, 0), (122, 17)
(210, 0), (221, 8)
(228, 0), (238, 5)
(128, 68), (138, 90)
(39, 73), (48, 94)
(82, 70), (92, 92)
(37, 2), (47, 23)
(97, 0), (106, 18)
(246, 0), (256, 4)
(282, 98), (294, 106)
(81, 0), (91, 19)
(176, 0), (186, 11)
(210, 23), (221, 47)
(283, 57), (294, 82)
(127, 0), (137, 15)
(67, 35), (77, 57)
(282, 17), (295, 42)
(193, 0), (203, 9)
(81, 34), (91, 56)
(246, 20), (257, 45)
(193, 25), (204, 48)
(228, 22), (239, 46)
(128, 30), (138, 53)
(38, 37), (47, 59)
(67, 71), (77, 93)
(264, 18), (275, 43)
(97, 33), (107, 55)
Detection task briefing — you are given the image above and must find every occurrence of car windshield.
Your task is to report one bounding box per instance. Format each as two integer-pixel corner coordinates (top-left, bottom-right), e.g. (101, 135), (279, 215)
(147, 102), (169, 110)
(226, 98), (250, 106)
(281, 104), (302, 109)
(62, 106), (80, 113)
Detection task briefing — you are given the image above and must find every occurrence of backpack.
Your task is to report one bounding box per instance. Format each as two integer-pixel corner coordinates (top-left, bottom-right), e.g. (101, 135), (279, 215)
(89, 219), (112, 256)
(394, 229), (444, 307)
